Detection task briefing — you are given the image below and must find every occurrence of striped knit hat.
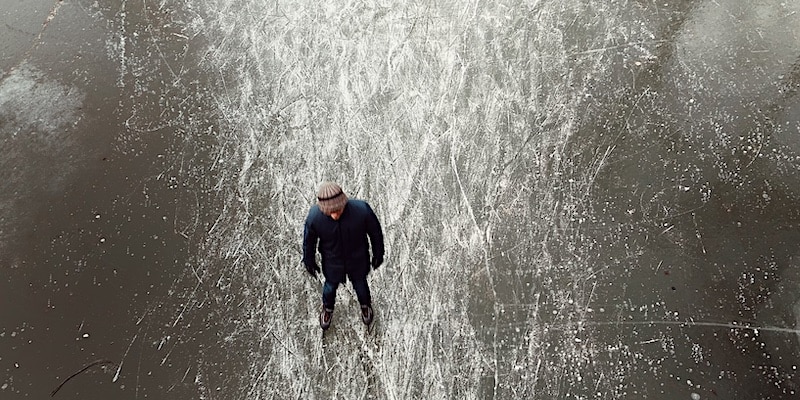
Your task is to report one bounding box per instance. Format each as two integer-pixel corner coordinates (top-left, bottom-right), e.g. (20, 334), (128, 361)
(316, 182), (348, 214)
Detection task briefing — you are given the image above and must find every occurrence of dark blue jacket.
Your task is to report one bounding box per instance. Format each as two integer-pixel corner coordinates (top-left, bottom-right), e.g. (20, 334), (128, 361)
(302, 199), (384, 281)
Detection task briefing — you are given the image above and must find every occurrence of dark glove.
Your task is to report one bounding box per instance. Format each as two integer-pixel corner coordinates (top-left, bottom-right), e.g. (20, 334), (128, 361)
(305, 262), (320, 276)
(371, 256), (383, 270)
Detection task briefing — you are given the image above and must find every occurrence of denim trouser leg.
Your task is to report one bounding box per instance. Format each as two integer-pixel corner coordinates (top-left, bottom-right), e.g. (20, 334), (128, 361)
(350, 275), (372, 306)
(322, 280), (339, 310)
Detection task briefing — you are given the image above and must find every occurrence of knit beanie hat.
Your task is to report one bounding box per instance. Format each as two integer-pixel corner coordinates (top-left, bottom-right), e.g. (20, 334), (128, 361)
(316, 182), (348, 214)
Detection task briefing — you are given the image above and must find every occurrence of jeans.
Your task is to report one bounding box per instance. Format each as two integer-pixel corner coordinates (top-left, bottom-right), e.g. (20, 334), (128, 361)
(322, 274), (371, 310)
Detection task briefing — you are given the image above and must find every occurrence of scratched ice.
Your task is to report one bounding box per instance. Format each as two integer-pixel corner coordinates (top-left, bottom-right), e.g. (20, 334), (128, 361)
(162, 0), (800, 398)
(3, 0), (800, 399)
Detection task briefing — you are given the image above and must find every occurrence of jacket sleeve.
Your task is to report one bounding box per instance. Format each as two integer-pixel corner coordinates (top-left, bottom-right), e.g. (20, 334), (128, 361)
(365, 203), (384, 261)
(302, 217), (318, 267)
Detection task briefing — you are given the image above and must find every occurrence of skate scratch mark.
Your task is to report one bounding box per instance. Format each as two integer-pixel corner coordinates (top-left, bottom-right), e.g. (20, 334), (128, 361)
(245, 364), (271, 398)
(268, 330), (297, 358)
(450, 142), (496, 300)
(140, 0), (181, 85)
(114, 333), (138, 382)
(115, 0), (128, 88)
(569, 40), (668, 56)
(173, 280), (202, 327)
(160, 340), (179, 366)
(166, 364), (193, 392)
(135, 324), (151, 399)
(548, 319), (800, 334)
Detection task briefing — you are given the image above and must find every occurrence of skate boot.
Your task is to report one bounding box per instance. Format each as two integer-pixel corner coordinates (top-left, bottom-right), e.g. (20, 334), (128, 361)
(320, 306), (333, 330)
(360, 304), (374, 325)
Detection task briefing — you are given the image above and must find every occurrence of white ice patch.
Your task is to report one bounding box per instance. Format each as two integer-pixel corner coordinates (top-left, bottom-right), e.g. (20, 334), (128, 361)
(0, 62), (84, 138)
(677, 0), (800, 99)
(0, 63), (85, 251)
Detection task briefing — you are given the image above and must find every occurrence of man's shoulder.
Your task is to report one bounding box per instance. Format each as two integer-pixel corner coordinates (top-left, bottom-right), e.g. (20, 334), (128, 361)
(348, 199), (368, 207)
(346, 199), (374, 213)
(305, 205), (323, 222)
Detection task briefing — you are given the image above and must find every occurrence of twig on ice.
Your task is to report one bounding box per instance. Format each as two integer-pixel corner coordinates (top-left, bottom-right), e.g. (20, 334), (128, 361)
(51, 359), (117, 397)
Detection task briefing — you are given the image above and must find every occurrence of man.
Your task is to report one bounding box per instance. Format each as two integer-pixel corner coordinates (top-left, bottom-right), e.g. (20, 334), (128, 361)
(302, 182), (384, 330)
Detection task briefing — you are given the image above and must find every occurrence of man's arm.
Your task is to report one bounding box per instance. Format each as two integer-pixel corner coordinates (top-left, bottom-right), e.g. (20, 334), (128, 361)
(302, 217), (320, 275)
(365, 203), (384, 268)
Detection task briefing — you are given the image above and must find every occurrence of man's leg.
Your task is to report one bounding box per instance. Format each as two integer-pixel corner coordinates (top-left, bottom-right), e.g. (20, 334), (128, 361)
(350, 275), (374, 325)
(319, 279), (340, 330)
(349, 275), (372, 306)
(322, 280), (340, 309)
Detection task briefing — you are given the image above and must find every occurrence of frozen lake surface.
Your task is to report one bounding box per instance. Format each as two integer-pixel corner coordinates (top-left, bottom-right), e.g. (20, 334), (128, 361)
(1, 0), (800, 398)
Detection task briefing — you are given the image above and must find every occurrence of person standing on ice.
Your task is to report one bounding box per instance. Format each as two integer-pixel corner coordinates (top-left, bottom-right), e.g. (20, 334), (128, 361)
(302, 182), (384, 330)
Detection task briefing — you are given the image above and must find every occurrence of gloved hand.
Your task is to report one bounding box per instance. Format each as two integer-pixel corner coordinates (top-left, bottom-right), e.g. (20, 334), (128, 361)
(305, 262), (320, 277)
(371, 256), (383, 270)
